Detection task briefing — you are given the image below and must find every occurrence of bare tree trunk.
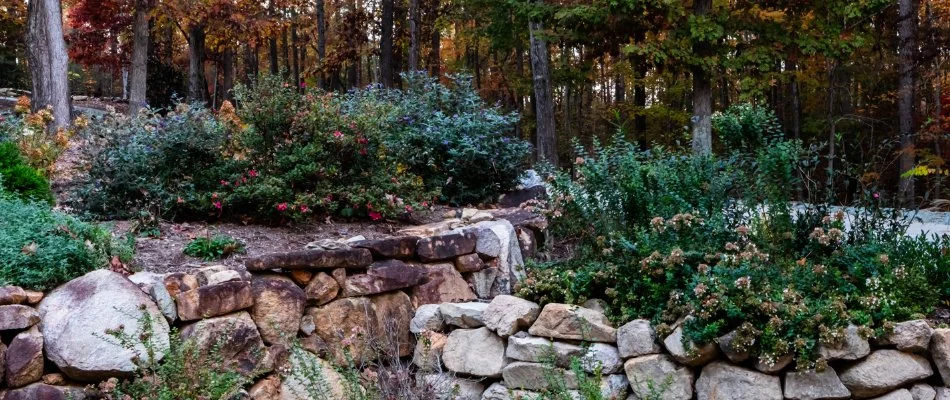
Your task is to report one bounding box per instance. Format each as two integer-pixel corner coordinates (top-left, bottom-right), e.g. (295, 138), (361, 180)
(408, 0), (420, 71)
(898, 0), (919, 205)
(222, 47), (235, 103)
(282, 28), (290, 79)
(789, 58), (801, 140)
(529, 3), (557, 166)
(316, 0), (327, 89)
(380, 0), (394, 87)
(428, 0), (441, 77)
(27, 0), (71, 129)
(128, 0), (149, 114)
(269, 36), (279, 75)
(187, 24), (205, 102)
(291, 24), (300, 89)
(691, 0), (713, 156)
(242, 42), (255, 85)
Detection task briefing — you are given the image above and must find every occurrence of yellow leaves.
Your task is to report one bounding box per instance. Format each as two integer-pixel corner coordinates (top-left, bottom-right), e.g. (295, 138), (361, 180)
(758, 9), (786, 22)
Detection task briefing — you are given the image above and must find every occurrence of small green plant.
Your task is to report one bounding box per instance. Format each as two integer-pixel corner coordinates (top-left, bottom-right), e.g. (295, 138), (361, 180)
(0, 141), (53, 203)
(100, 312), (252, 400)
(183, 235), (245, 261)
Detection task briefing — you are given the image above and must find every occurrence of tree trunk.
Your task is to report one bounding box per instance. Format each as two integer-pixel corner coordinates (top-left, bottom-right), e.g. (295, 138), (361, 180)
(788, 58), (801, 140)
(428, 0), (441, 77)
(128, 0), (149, 114)
(408, 0), (420, 71)
(898, 0), (919, 205)
(282, 28), (290, 79)
(222, 47), (235, 103)
(690, 0), (713, 156)
(242, 42), (255, 85)
(529, 4), (557, 166)
(269, 35), (279, 75)
(316, 0), (327, 89)
(187, 24), (205, 102)
(291, 24), (300, 89)
(380, 0), (394, 87)
(27, 0), (71, 129)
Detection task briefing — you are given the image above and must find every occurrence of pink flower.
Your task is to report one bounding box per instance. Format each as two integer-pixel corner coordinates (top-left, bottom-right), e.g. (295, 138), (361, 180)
(212, 201), (222, 209)
(300, 205), (310, 213)
(248, 169), (258, 178)
(177, 197), (185, 204)
(405, 205), (413, 212)
(211, 193), (218, 199)
(277, 203), (288, 212)
(300, 81), (307, 88)
(333, 130), (344, 138)
(422, 201), (429, 207)
(873, 192), (880, 199)
(220, 180), (229, 186)
(369, 211), (382, 221)
(360, 148), (368, 156)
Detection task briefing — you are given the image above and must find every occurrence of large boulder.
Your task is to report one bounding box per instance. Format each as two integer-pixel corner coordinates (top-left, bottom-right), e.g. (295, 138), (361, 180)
(528, 303), (616, 342)
(696, 362), (783, 400)
(37, 270), (171, 382)
(0, 305), (39, 331)
(481, 295), (540, 337)
(343, 260), (426, 296)
(458, 221), (525, 295)
(410, 263), (477, 306)
(306, 292), (414, 364)
(817, 324), (871, 361)
(839, 349), (933, 398)
(250, 274), (306, 346)
(179, 311), (266, 376)
(176, 280), (254, 321)
(368, 291), (414, 358)
(280, 349), (349, 400)
(617, 319), (662, 359)
(442, 327), (507, 378)
(5, 327), (43, 388)
(882, 320), (933, 353)
(410, 304), (444, 333)
(416, 232), (477, 261)
(580, 343), (622, 375)
(624, 354), (694, 400)
(784, 368), (851, 400)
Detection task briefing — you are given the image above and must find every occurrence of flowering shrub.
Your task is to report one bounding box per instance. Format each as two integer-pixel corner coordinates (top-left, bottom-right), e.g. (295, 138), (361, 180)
(2, 96), (82, 177)
(522, 136), (950, 369)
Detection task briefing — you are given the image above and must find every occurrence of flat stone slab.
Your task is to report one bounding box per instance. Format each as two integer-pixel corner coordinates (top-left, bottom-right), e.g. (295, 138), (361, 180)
(245, 248), (372, 271)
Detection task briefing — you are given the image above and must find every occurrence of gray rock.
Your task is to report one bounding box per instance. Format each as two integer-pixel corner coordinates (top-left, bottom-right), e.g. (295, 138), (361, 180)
(784, 368), (851, 400)
(469, 267), (500, 299)
(443, 327), (507, 378)
(623, 354), (694, 400)
(754, 353), (793, 374)
(663, 326), (719, 367)
(839, 349), (933, 398)
(0, 305), (39, 330)
(38, 269), (170, 382)
(529, 303), (616, 342)
(180, 311), (267, 376)
(5, 327), (43, 388)
(410, 304), (445, 333)
(503, 361), (577, 390)
(870, 390), (914, 400)
(596, 374), (629, 399)
(911, 383), (936, 400)
(419, 373), (486, 400)
(207, 270), (243, 285)
(883, 320), (933, 352)
(818, 324), (870, 361)
(696, 362), (782, 400)
(505, 332), (584, 366)
(481, 295), (540, 337)
(440, 302), (489, 328)
(462, 221), (526, 295)
(580, 343), (622, 375)
(149, 281), (177, 322)
(937, 387), (950, 400)
(930, 329), (950, 385)
(717, 329), (751, 363)
(281, 348), (349, 400)
(481, 382), (536, 400)
(2, 383), (87, 400)
(617, 319), (661, 359)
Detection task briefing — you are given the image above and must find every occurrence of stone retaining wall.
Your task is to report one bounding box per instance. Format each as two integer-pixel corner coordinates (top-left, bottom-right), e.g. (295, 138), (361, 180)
(0, 211), (547, 399)
(418, 296), (950, 400)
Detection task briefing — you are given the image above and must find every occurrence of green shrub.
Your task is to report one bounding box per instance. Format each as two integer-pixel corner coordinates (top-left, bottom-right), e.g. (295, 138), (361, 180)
(523, 135), (950, 369)
(712, 103), (783, 153)
(0, 141), (54, 203)
(0, 192), (133, 290)
(183, 235), (245, 261)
